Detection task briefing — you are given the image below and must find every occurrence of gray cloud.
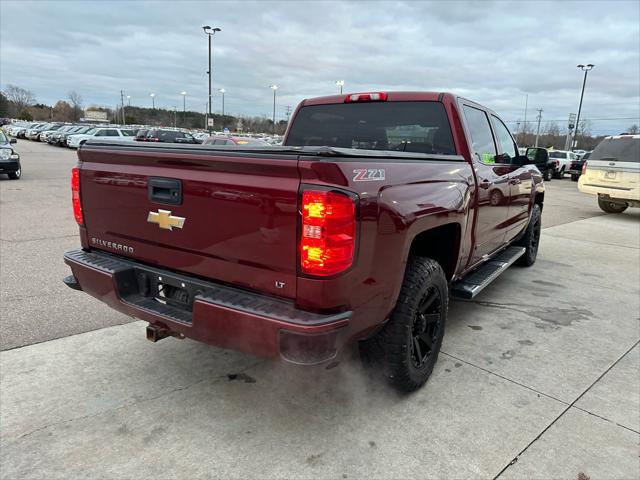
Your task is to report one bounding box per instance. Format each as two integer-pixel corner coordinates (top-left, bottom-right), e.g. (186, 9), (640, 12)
(1, 0), (638, 134)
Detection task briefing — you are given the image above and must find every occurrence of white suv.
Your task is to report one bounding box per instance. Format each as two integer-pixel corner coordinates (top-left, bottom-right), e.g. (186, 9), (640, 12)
(579, 135), (639, 213)
(67, 127), (137, 148)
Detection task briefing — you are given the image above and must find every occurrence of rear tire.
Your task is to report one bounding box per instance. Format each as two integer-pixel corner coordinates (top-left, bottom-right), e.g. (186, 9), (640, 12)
(515, 204), (541, 266)
(554, 167), (565, 179)
(571, 174), (580, 181)
(543, 169), (552, 181)
(360, 257), (447, 393)
(598, 197), (628, 214)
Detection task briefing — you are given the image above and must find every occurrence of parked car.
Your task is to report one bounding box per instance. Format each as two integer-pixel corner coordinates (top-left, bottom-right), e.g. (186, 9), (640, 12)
(40, 124), (67, 142)
(568, 151), (591, 181)
(25, 123), (50, 140)
(67, 127), (137, 148)
(0, 130), (21, 180)
(579, 134), (639, 213)
(547, 150), (578, 178)
(51, 125), (86, 146)
(203, 135), (270, 146)
(134, 129), (149, 141)
(144, 129), (200, 144)
(63, 91), (545, 393)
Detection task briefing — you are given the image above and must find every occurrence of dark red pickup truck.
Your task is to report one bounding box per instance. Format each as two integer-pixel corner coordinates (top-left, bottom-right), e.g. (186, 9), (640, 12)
(63, 92), (545, 391)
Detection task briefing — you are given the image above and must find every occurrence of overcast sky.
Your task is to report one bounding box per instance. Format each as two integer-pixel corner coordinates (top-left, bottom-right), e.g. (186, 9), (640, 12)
(1, 0), (639, 134)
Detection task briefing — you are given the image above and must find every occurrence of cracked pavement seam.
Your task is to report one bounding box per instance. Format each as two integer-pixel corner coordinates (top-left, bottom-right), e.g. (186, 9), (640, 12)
(4, 359), (263, 446)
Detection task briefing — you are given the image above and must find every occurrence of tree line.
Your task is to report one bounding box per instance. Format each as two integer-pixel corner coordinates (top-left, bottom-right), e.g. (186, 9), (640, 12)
(0, 84), (288, 134)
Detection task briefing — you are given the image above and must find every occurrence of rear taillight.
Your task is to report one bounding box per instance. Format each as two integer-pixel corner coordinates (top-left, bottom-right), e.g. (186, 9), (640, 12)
(582, 161), (587, 175)
(300, 190), (356, 276)
(71, 167), (83, 226)
(344, 92), (388, 103)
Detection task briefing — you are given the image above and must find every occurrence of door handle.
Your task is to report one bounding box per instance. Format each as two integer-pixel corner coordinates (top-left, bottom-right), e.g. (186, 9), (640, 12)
(479, 180), (490, 189)
(148, 177), (182, 205)
(509, 178), (522, 185)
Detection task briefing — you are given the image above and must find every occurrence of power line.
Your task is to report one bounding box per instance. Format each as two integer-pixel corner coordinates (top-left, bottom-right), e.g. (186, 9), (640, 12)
(504, 116), (639, 124)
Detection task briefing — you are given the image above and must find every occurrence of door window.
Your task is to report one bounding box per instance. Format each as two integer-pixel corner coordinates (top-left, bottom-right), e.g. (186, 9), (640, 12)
(95, 129), (107, 136)
(491, 115), (517, 164)
(105, 129), (120, 137)
(462, 106), (497, 164)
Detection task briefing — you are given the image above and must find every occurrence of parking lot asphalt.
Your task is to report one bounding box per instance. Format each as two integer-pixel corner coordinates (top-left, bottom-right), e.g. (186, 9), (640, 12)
(1, 140), (639, 479)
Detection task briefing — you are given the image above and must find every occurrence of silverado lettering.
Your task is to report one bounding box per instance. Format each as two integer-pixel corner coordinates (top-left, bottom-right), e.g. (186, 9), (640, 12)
(64, 91), (546, 392)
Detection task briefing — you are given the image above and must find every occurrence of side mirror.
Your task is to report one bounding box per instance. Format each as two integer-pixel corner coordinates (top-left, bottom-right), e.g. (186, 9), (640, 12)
(525, 147), (548, 165)
(10, 138), (17, 144)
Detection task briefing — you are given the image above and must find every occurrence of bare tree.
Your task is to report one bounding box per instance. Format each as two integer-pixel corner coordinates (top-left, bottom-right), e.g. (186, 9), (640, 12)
(4, 84), (36, 117)
(627, 124), (639, 134)
(68, 90), (83, 121)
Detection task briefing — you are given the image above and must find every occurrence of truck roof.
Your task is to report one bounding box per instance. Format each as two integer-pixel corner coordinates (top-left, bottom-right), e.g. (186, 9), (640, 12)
(301, 91), (447, 106)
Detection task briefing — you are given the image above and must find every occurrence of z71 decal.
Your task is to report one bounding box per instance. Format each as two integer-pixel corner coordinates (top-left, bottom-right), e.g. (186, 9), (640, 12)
(353, 168), (386, 182)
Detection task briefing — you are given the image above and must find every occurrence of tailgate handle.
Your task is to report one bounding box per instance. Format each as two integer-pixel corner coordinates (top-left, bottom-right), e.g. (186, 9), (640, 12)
(148, 177), (182, 205)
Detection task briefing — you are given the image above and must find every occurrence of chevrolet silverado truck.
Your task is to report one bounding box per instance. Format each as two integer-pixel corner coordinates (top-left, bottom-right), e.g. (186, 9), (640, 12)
(63, 92), (545, 392)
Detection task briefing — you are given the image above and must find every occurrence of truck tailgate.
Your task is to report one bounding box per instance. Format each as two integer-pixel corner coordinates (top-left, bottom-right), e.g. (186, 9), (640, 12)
(77, 144), (300, 299)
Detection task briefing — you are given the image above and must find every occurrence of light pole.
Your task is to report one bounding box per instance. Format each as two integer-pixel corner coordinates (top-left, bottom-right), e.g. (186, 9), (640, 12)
(218, 89), (225, 118)
(203, 25), (222, 134)
(573, 64), (594, 150)
(181, 91), (187, 126)
(150, 93), (155, 125)
(269, 85), (278, 134)
(336, 80), (345, 94)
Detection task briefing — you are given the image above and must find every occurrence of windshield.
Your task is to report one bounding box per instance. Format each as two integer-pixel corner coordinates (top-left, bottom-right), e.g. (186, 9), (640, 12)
(591, 136), (639, 163)
(549, 151), (567, 159)
(285, 101), (456, 155)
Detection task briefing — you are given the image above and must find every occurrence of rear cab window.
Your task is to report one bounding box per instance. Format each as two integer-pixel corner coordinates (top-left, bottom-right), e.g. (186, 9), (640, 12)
(285, 101), (456, 155)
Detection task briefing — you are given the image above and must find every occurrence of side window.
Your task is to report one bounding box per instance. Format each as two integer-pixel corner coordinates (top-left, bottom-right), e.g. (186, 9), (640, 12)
(213, 139), (229, 145)
(491, 115), (517, 164)
(95, 129), (107, 136)
(106, 130), (120, 137)
(462, 105), (497, 164)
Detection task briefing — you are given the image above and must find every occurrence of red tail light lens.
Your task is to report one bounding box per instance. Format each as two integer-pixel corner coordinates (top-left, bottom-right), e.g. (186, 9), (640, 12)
(582, 161), (587, 175)
(344, 92), (388, 103)
(301, 190), (356, 276)
(71, 167), (83, 226)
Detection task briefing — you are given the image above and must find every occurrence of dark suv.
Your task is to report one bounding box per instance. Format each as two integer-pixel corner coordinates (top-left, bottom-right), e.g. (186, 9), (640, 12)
(145, 129), (200, 144)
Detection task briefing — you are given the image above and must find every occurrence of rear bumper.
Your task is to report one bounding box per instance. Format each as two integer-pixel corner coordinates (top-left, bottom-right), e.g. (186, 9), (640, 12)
(63, 249), (350, 364)
(579, 183), (640, 202)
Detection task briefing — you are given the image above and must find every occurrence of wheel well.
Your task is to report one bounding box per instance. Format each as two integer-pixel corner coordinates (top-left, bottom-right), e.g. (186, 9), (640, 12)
(408, 223), (461, 281)
(535, 191), (544, 210)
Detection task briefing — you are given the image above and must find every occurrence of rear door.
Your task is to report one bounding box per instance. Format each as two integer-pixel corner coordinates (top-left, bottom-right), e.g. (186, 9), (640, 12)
(78, 145), (301, 299)
(462, 105), (511, 263)
(490, 114), (533, 239)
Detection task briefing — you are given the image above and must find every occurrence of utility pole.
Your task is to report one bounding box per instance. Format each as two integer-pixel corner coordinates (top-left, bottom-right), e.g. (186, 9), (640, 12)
(521, 94), (528, 145)
(535, 109), (543, 147)
(120, 90), (126, 125)
(573, 64), (594, 150)
(285, 105), (292, 123)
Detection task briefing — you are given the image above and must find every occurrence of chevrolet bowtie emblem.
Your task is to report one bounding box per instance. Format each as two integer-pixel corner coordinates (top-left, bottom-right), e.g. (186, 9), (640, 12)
(147, 209), (185, 230)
